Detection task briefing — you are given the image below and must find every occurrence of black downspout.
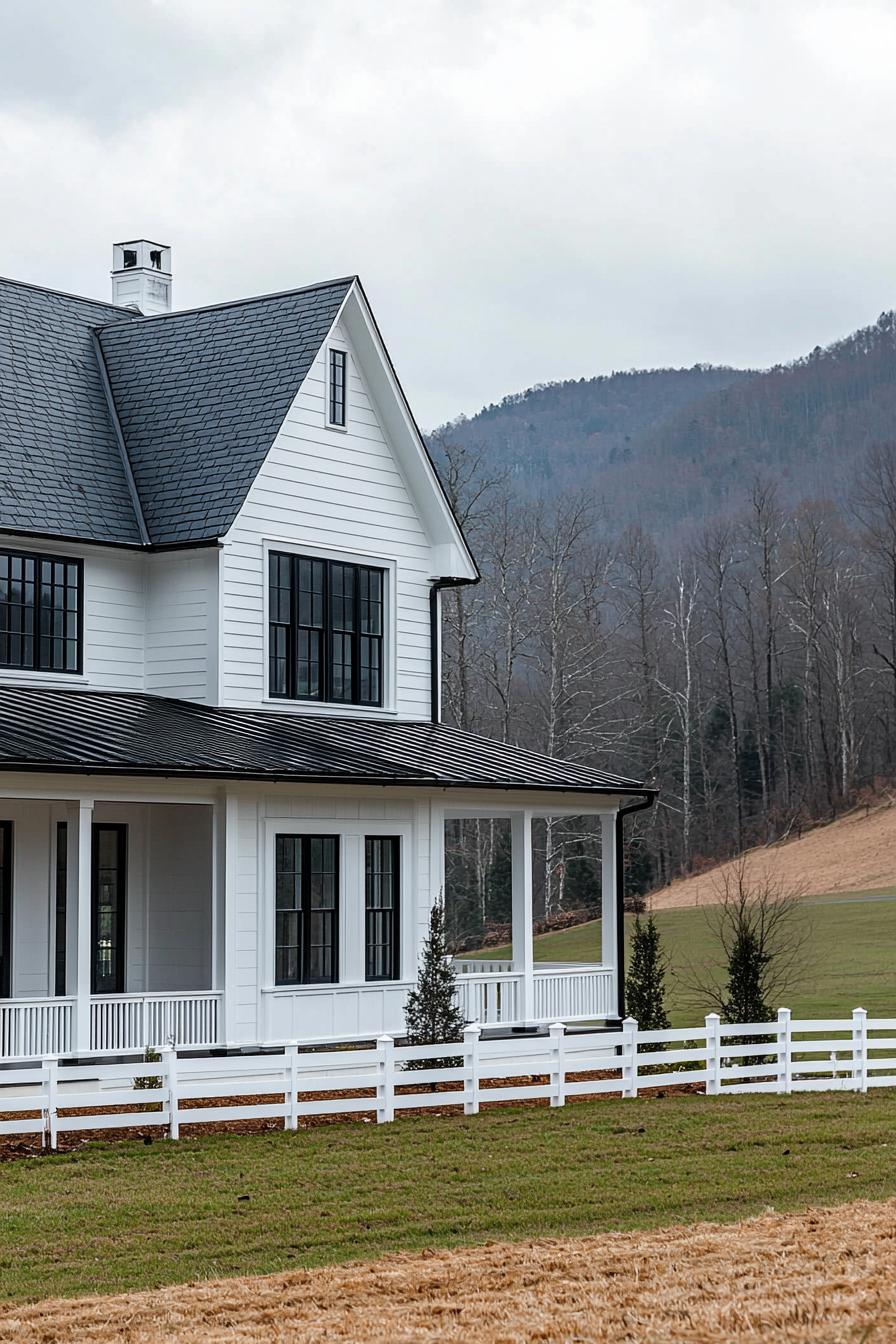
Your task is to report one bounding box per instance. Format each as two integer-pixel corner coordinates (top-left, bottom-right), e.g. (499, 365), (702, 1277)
(615, 792), (657, 1020)
(429, 577), (477, 725)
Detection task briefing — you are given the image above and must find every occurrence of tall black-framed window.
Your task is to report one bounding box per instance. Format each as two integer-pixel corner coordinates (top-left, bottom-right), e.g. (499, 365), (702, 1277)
(268, 553), (384, 706)
(0, 549), (82, 674)
(275, 834), (339, 985)
(328, 348), (347, 426)
(54, 822), (67, 997)
(0, 822), (11, 999)
(365, 836), (400, 982)
(91, 824), (127, 995)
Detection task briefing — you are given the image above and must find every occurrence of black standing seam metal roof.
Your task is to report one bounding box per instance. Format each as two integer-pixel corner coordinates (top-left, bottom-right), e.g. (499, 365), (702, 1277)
(0, 686), (649, 795)
(96, 278), (355, 546)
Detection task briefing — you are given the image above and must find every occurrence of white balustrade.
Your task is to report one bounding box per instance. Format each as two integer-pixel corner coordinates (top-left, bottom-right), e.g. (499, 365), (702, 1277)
(90, 992), (222, 1051)
(453, 970), (524, 1025)
(0, 997), (75, 1057)
(533, 966), (615, 1022)
(452, 961), (614, 1027)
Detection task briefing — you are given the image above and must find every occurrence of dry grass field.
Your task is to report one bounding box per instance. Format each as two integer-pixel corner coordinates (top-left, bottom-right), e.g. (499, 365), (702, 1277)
(2, 1197), (895, 1342)
(650, 799), (896, 909)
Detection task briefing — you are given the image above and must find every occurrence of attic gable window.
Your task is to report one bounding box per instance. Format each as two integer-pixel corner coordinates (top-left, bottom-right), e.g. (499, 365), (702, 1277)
(269, 552), (384, 706)
(328, 348), (347, 427)
(0, 549), (82, 674)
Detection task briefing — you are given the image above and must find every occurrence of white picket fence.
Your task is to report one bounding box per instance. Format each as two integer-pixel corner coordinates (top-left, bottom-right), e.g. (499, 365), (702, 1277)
(0, 1007), (892, 1151)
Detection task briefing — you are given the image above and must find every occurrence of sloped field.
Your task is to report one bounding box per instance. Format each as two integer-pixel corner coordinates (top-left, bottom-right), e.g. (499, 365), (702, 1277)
(2, 1198), (894, 1342)
(651, 800), (896, 909)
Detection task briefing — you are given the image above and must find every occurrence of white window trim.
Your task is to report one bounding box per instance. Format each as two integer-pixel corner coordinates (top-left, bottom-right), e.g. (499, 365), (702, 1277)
(0, 670), (89, 689)
(261, 537), (397, 715)
(325, 343), (349, 432)
(259, 817), (414, 993)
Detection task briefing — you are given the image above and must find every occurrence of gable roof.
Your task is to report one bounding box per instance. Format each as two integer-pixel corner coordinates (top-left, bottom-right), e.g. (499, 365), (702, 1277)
(0, 277), (143, 545)
(97, 277), (354, 545)
(0, 685), (648, 795)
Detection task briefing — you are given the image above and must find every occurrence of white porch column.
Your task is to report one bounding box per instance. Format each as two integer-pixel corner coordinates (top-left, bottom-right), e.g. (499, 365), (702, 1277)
(510, 810), (534, 1025)
(74, 799), (94, 1052)
(601, 811), (618, 1013)
(220, 790), (240, 1046)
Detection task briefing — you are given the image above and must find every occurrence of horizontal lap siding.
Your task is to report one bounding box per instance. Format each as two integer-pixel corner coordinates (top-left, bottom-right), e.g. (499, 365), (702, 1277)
(145, 550), (217, 702)
(219, 324), (435, 717)
(84, 551), (145, 691)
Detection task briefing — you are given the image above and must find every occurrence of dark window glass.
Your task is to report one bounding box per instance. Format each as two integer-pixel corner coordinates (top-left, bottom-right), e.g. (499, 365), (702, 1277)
(365, 836), (400, 981)
(0, 822), (11, 999)
(275, 834), (339, 985)
(91, 825), (126, 995)
(55, 822), (67, 996)
(328, 348), (346, 426)
(269, 554), (384, 706)
(0, 549), (82, 674)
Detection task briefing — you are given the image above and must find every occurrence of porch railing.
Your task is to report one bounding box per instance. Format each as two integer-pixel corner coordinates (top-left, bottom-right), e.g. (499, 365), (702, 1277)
(0, 997), (75, 1058)
(452, 961), (615, 1027)
(90, 992), (222, 1052)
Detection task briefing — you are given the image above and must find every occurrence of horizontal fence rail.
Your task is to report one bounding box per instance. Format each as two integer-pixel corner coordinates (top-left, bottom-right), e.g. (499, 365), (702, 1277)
(0, 1008), (891, 1152)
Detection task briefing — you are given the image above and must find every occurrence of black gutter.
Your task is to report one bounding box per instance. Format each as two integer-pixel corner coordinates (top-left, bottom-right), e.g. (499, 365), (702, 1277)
(429, 577), (478, 724)
(615, 791), (657, 1020)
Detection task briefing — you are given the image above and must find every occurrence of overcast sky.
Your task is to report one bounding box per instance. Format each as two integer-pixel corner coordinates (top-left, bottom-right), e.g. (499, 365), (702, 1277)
(2, 0), (895, 427)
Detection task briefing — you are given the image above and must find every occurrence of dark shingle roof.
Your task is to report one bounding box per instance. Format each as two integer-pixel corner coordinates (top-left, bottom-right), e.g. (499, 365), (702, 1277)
(97, 278), (354, 545)
(0, 278), (142, 544)
(0, 685), (648, 795)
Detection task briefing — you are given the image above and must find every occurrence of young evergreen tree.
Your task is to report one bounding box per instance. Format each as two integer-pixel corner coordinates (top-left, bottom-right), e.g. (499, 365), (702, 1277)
(624, 915), (670, 1030)
(404, 900), (466, 1068)
(721, 927), (771, 1023)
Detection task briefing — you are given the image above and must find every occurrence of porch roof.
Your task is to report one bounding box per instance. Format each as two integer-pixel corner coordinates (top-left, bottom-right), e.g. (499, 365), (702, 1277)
(0, 686), (649, 797)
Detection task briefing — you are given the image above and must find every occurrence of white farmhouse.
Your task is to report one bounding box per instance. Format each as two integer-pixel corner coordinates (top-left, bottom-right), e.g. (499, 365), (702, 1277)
(0, 242), (653, 1060)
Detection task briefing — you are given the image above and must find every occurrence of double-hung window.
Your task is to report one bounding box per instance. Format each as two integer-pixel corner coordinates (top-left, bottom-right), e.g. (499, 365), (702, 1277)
(0, 548), (82, 673)
(275, 835), (339, 985)
(269, 553), (384, 706)
(365, 836), (400, 981)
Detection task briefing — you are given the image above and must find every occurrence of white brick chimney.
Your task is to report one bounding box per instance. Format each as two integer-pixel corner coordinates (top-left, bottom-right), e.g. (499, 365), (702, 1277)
(111, 240), (172, 315)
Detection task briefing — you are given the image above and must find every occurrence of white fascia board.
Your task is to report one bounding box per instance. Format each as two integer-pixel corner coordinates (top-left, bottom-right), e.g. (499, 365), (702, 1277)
(335, 282), (478, 581)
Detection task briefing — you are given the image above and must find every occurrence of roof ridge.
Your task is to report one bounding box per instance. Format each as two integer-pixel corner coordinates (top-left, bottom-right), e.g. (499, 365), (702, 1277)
(0, 273), (136, 317)
(95, 274), (358, 331)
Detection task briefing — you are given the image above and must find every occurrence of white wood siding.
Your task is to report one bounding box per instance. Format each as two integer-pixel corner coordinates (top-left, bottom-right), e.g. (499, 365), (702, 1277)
(145, 550), (218, 703)
(218, 321), (437, 717)
(83, 550), (146, 691)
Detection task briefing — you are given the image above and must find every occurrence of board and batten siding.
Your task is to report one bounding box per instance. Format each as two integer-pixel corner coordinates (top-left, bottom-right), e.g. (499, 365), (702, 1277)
(218, 321), (436, 717)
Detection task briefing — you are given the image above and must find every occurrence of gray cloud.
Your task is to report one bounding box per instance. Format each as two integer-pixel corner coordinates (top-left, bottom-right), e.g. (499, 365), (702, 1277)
(1, 0), (895, 427)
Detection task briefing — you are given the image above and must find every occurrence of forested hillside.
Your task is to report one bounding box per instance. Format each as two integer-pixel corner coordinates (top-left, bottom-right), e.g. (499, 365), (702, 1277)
(432, 310), (896, 946)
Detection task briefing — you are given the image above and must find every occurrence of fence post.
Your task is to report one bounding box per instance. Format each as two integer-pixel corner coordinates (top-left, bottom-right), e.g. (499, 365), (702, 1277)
(549, 1022), (566, 1108)
(285, 1043), (299, 1131)
(705, 1013), (721, 1095)
(162, 1045), (179, 1140)
(852, 1007), (868, 1094)
(44, 1055), (58, 1152)
(622, 1017), (638, 1098)
(377, 1034), (395, 1124)
(463, 1024), (481, 1116)
(776, 1007), (792, 1095)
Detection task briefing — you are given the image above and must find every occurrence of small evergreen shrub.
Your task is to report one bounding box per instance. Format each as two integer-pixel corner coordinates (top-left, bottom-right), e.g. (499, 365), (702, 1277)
(404, 900), (466, 1071)
(625, 915), (670, 1031)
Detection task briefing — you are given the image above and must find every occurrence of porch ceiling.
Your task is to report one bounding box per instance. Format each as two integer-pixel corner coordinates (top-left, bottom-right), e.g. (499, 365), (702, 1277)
(0, 686), (649, 796)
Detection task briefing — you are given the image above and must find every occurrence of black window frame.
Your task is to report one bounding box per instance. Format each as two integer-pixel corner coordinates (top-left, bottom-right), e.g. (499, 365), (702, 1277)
(54, 821), (67, 997)
(268, 552), (385, 707)
(365, 836), (401, 982)
(328, 347), (347, 427)
(275, 833), (340, 986)
(91, 823), (127, 996)
(0, 821), (11, 1000)
(0, 547), (83, 675)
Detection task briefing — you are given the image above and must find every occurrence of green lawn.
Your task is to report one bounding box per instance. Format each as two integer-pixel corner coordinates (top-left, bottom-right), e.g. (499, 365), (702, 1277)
(469, 889), (896, 1024)
(1, 1092), (895, 1303)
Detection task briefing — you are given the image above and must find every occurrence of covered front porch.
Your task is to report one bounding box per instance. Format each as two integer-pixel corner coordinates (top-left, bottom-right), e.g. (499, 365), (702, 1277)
(445, 805), (621, 1029)
(0, 788), (220, 1058)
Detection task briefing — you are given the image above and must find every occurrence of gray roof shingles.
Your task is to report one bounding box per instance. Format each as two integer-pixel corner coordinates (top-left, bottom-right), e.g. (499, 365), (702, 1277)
(0, 278), (142, 544)
(0, 274), (354, 548)
(97, 278), (354, 545)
